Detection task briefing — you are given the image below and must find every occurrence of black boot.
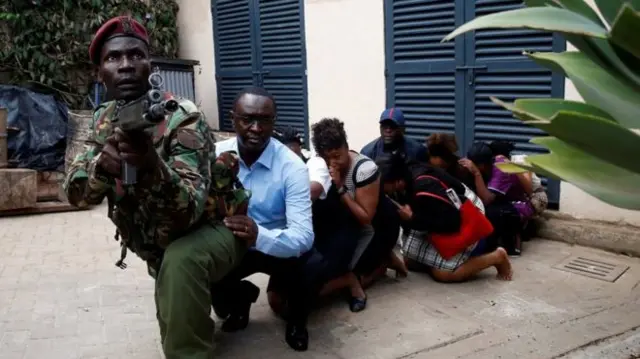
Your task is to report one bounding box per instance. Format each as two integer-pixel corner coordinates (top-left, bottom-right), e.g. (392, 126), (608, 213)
(221, 280), (260, 332)
(285, 322), (309, 351)
(211, 291), (230, 319)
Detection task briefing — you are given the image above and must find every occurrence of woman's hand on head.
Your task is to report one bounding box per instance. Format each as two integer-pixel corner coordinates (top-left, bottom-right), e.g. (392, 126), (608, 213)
(459, 158), (480, 176)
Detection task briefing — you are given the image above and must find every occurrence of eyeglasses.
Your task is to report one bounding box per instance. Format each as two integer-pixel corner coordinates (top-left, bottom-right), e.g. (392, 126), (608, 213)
(230, 111), (275, 127)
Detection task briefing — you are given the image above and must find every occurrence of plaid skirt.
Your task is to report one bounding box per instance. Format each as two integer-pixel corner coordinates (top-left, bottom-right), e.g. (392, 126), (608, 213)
(401, 184), (483, 272)
(401, 230), (476, 271)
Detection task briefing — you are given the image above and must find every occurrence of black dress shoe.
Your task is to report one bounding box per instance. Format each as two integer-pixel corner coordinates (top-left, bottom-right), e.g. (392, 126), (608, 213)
(211, 294), (230, 319)
(285, 322), (309, 351)
(221, 310), (250, 332)
(221, 280), (260, 332)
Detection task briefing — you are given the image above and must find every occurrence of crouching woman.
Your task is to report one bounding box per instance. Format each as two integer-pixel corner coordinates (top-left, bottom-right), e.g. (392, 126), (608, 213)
(376, 154), (513, 282)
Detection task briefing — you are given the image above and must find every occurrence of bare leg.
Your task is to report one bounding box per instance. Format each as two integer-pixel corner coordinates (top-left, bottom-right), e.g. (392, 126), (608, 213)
(360, 265), (386, 289)
(431, 247), (513, 283)
(388, 251), (408, 278)
(319, 272), (365, 299)
(360, 251), (409, 288)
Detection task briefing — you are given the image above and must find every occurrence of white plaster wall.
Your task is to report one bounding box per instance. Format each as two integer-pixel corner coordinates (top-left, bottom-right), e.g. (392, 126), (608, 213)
(175, 0), (219, 129)
(304, 0), (386, 152)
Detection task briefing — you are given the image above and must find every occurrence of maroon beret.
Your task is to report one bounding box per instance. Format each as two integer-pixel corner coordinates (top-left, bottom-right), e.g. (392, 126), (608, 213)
(89, 16), (150, 64)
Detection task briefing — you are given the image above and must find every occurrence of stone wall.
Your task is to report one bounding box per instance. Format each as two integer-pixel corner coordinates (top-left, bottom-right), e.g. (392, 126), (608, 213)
(65, 111), (93, 174)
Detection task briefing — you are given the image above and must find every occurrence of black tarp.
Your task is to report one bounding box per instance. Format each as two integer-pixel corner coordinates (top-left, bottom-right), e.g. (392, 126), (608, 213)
(0, 85), (68, 171)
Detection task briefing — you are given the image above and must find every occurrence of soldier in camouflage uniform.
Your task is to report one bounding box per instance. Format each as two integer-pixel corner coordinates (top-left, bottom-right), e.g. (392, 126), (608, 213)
(63, 16), (251, 359)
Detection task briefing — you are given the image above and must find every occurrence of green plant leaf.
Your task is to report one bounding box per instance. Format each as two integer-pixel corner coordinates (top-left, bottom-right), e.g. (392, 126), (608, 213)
(447, 1), (640, 87)
(528, 137), (640, 210)
(527, 111), (640, 174)
(495, 162), (531, 174)
(491, 98), (640, 173)
(609, 4), (640, 61)
(492, 97), (616, 123)
(442, 7), (607, 42)
(519, 2), (609, 73)
(524, 0), (606, 27)
(475, 0), (640, 89)
(594, 0), (640, 25)
(528, 51), (640, 130)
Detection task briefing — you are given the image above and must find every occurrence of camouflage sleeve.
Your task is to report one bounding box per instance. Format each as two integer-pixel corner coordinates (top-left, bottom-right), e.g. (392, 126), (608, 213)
(139, 110), (212, 233)
(62, 109), (112, 208)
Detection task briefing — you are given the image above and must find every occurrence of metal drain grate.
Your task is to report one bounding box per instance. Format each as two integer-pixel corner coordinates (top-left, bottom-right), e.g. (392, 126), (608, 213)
(553, 256), (630, 282)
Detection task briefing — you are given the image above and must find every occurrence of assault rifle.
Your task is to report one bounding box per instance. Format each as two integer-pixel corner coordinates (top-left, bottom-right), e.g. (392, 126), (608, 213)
(112, 71), (179, 185)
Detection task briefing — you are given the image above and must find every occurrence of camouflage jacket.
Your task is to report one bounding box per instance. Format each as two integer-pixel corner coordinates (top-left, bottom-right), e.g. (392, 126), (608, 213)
(63, 97), (250, 270)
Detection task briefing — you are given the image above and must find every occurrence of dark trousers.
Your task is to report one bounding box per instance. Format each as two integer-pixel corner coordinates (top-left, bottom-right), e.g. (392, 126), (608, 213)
(311, 185), (361, 282)
(211, 248), (325, 326)
(484, 201), (522, 253)
(354, 196), (401, 275)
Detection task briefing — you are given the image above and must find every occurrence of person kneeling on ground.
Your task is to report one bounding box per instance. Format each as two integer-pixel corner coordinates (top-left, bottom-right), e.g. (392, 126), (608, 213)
(426, 133), (476, 191)
(489, 141), (548, 217)
(211, 87), (319, 352)
(64, 16), (252, 358)
(268, 153), (363, 317)
(460, 142), (534, 256)
(310, 118), (407, 312)
(376, 153), (513, 282)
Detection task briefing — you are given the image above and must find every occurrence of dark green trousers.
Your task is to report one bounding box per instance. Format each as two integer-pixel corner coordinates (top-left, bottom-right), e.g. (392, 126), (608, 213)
(154, 223), (246, 359)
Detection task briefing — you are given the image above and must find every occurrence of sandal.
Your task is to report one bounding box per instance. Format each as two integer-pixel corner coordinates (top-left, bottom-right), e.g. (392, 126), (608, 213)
(349, 295), (367, 312)
(349, 274), (367, 312)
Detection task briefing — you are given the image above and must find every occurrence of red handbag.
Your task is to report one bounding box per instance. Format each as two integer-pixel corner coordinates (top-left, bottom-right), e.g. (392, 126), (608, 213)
(415, 175), (494, 260)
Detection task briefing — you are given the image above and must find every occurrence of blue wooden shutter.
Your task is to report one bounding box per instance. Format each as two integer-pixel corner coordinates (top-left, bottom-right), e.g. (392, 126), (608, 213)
(257, 0), (309, 143)
(466, 0), (565, 206)
(384, 0), (466, 143)
(212, 0), (256, 131)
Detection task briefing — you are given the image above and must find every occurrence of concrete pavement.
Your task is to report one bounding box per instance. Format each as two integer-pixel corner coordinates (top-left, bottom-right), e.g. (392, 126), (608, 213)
(1, 204), (640, 359)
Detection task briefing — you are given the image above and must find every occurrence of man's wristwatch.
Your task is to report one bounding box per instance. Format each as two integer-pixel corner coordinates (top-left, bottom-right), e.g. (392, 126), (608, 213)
(337, 186), (348, 196)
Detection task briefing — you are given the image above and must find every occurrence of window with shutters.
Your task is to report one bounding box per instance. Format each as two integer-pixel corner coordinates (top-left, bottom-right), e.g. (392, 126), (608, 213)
(212, 0), (309, 140)
(212, 0), (255, 131)
(384, 0), (463, 141)
(258, 0), (309, 140)
(384, 0), (565, 206)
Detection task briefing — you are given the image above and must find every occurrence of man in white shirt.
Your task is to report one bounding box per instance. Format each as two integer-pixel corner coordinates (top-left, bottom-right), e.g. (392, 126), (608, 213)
(307, 155), (332, 201)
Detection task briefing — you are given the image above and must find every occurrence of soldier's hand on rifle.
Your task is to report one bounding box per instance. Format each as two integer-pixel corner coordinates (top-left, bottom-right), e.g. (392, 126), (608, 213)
(224, 215), (258, 246)
(97, 134), (123, 177)
(114, 127), (159, 171)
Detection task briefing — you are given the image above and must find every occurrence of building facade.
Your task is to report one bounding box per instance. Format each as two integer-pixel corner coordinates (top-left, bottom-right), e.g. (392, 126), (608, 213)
(175, 0), (640, 226)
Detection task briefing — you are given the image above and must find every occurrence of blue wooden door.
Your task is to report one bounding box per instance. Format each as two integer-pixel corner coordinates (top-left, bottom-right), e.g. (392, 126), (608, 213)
(464, 0), (565, 206)
(384, 0), (468, 143)
(384, 0), (565, 206)
(213, 0), (309, 138)
(256, 0), (309, 143)
(212, 0), (257, 131)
